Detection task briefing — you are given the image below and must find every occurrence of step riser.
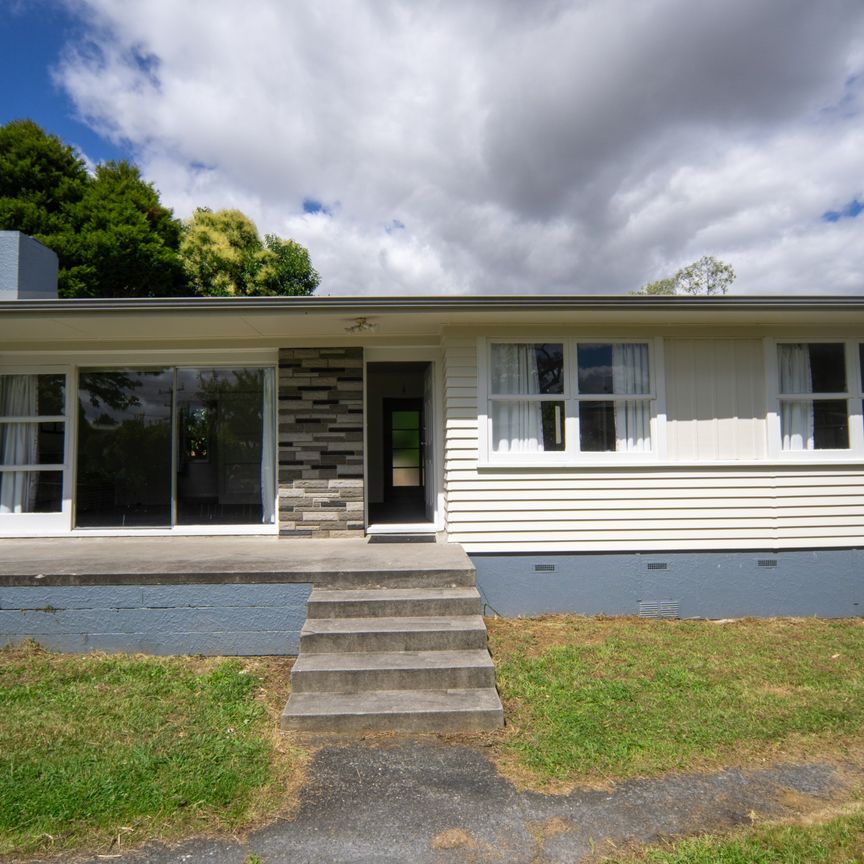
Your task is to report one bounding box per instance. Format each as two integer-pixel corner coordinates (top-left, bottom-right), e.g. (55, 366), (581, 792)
(322, 570), (476, 589)
(307, 597), (482, 618)
(281, 707), (504, 734)
(291, 665), (496, 693)
(300, 630), (487, 654)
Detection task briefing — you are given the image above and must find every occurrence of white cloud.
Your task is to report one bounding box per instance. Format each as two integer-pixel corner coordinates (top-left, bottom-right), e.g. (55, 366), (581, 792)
(56, 0), (864, 294)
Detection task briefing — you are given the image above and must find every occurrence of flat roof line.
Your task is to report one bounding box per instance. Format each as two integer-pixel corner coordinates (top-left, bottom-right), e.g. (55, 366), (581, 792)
(1, 294), (864, 314)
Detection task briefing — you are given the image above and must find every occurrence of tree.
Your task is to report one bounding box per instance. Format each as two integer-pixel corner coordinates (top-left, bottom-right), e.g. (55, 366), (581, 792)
(1, 120), (320, 298)
(55, 161), (188, 298)
(180, 208), (319, 296)
(634, 256), (736, 296)
(0, 120), (187, 297)
(0, 119), (88, 240)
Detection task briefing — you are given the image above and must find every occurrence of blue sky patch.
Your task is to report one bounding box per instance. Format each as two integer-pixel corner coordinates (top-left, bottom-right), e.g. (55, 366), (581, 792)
(302, 198), (332, 215)
(0, 1), (130, 164)
(385, 219), (406, 234)
(822, 199), (863, 222)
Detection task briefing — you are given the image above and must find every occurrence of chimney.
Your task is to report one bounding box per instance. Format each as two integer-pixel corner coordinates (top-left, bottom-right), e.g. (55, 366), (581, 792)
(0, 231), (59, 299)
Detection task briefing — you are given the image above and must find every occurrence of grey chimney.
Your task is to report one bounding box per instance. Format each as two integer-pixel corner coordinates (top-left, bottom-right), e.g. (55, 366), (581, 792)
(0, 231), (59, 299)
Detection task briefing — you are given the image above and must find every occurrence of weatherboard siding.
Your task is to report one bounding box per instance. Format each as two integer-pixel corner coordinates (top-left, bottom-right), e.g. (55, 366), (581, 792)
(441, 333), (864, 552)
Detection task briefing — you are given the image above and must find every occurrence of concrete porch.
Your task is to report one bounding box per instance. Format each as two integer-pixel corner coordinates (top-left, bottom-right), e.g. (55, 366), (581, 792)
(0, 536), (472, 586)
(0, 536), (504, 732)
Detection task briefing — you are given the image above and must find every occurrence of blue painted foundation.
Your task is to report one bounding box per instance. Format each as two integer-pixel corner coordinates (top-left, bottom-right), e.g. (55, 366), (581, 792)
(0, 583), (312, 655)
(472, 549), (864, 619)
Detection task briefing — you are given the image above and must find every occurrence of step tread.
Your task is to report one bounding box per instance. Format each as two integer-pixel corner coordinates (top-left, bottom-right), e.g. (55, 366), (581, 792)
(309, 587), (481, 602)
(292, 649), (494, 673)
(301, 615), (486, 635)
(282, 687), (503, 718)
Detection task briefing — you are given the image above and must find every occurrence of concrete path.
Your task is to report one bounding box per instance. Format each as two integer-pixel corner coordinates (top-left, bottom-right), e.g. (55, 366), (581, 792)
(68, 741), (860, 864)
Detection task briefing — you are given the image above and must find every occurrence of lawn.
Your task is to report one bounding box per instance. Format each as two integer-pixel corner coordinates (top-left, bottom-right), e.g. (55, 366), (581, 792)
(600, 806), (864, 863)
(487, 616), (864, 787)
(0, 643), (304, 857)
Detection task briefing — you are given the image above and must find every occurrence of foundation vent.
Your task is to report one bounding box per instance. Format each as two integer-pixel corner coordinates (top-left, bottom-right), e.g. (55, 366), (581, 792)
(646, 562), (669, 571)
(757, 559), (778, 568)
(534, 563), (556, 573)
(638, 600), (680, 619)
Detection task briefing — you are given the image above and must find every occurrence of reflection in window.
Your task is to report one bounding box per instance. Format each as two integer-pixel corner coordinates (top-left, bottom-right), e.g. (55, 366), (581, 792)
(76, 369), (173, 527)
(75, 367), (275, 527)
(176, 368), (274, 525)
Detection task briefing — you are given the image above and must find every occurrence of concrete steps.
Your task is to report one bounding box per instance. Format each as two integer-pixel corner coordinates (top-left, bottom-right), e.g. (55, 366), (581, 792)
(281, 569), (504, 734)
(299, 615), (489, 654)
(291, 649), (496, 692)
(284, 688), (504, 733)
(307, 586), (482, 618)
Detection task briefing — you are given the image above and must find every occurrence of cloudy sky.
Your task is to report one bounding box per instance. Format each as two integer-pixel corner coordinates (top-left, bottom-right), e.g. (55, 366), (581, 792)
(3, 0), (864, 295)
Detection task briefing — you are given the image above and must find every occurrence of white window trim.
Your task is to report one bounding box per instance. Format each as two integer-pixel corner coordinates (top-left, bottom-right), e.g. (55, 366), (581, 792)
(0, 364), (73, 532)
(478, 337), (666, 467)
(765, 337), (864, 462)
(0, 352), (280, 535)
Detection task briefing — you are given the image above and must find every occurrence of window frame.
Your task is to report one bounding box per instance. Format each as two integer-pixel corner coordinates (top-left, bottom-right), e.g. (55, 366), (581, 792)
(479, 336), (666, 467)
(0, 364), (73, 532)
(765, 338), (864, 461)
(0, 350), (279, 536)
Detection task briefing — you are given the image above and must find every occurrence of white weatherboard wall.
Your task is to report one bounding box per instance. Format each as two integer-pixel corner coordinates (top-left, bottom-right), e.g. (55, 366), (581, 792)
(442, 333), (864, 553)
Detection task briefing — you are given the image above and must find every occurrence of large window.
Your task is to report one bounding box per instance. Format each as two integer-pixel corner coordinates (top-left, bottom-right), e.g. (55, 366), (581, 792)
(0, 374), (66, 514)
(776, 343), (856, 452)
(486, 340), (656, 460)
(75, 366), (275, 528)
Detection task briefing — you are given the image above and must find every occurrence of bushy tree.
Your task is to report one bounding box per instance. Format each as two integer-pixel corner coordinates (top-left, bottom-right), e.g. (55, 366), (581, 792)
(180, 208), (319, 296)
(635, 256), (736, 296)
(1, 120), (320, 298)
(0, 119), (88, 241)
(56, 161), (188, 298)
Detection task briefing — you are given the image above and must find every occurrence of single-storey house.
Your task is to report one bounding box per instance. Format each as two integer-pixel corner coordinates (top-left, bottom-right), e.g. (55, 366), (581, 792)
(1, 232), (863, 658)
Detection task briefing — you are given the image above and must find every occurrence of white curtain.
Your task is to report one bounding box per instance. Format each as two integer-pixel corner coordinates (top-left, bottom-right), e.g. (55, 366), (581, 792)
(612, 344), (651, 452)
(491, 344), (544, 453)
(260, 367), (276, 523)
(778, 344), (813, 451)
(0, 375), (38, 513)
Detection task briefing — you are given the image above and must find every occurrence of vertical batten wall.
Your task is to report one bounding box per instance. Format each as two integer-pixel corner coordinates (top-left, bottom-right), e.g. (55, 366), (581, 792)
(277, 347), (365, 537)
(442, 333), (864, 552)
(665, 338), (766, 460)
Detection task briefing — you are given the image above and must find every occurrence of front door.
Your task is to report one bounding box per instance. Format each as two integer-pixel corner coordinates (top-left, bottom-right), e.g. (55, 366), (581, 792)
(383, 398), (424, 514)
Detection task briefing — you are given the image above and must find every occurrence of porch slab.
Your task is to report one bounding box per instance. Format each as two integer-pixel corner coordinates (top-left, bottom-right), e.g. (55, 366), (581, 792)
(0, 536), (473, 587)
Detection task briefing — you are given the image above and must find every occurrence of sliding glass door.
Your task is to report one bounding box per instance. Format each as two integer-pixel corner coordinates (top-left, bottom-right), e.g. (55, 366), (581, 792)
(75, 366), (275, 528)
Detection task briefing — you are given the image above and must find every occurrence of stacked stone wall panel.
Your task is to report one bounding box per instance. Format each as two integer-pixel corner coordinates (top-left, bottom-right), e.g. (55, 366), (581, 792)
(278, 347), (364, 538)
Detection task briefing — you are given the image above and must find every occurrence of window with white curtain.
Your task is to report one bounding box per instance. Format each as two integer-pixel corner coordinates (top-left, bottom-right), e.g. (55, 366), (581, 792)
(0, 374), (66, 514)
(487, 341), (654, 459)
(777, 343), (852, 451)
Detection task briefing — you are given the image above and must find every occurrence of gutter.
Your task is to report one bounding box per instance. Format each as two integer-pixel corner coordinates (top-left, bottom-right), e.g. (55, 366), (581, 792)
(1, 294), (864, 315)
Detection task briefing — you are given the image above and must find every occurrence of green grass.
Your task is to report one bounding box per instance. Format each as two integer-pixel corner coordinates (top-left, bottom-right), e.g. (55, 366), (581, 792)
(0, 643), (301, 856)
(488, 616), (864, 785)
(601, 807), (864, 863)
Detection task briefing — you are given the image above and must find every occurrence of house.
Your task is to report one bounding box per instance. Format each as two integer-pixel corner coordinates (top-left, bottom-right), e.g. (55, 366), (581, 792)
(1, 231), (863, 653)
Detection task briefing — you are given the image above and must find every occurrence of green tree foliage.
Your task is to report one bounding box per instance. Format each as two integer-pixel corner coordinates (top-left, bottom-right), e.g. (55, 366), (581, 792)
(634, 255), (736, 296)
(1, 120), (319, 298)
(180, 208), (319, 296)
(0, 119), (88, 239)
(56, 161), (188, 298)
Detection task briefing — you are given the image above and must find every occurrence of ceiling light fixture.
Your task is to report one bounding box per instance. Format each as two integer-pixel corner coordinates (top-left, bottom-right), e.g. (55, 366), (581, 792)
(345, 317), (378, 334)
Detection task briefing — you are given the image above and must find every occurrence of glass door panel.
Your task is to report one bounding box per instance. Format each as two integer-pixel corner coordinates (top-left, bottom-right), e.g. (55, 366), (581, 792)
(76, 369), (173, 527)
(176, 368), (267, 525)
